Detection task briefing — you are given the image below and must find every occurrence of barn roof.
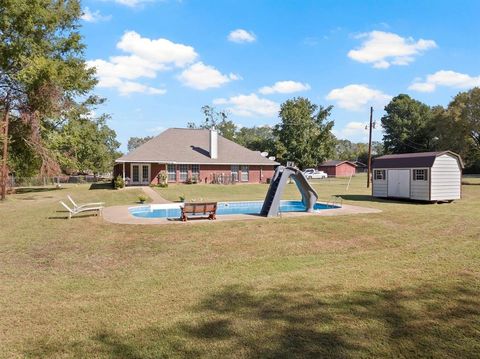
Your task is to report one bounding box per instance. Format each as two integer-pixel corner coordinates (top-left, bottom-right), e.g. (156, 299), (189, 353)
(116, 128), (279, 165)
(319, 160), (356, 167)
(372, 151), (464, 169)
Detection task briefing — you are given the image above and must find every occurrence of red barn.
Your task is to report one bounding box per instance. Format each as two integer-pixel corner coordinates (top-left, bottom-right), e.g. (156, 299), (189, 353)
(318, 160), (356, 177)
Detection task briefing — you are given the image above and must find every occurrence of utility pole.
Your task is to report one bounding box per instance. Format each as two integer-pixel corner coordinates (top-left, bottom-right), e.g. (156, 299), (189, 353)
(1, 107), (10, 200)
(366, 106), (373, 188)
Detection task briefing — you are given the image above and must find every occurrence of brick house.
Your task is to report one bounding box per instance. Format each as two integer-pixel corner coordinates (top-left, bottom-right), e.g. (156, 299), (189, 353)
(318, 160), (357, 177)
(113, 128), (279, 185)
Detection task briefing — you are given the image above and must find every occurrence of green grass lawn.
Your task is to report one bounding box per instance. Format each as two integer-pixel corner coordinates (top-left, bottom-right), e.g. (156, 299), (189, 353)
(0, 177), (479, 358)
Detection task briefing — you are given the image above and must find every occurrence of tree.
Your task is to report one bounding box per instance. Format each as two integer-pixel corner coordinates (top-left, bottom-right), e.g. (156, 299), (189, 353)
(434, 88), (480, 170)
(128, 136), (153, 152)
(0, 0), (97, 198)
(275, 97), (335, 168)
(235, 126), (279, 156)
(49, 115), (120, 175)
(188, 105), (237, 140)
(381, 94), (435, 154)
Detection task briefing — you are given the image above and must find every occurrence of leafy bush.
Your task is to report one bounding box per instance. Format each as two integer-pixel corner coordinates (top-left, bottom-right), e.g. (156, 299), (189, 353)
(138, 194), (148, 203)
(157, 171), (168, 187)
(114, 175), (125, 189)
(179, 194), (185, 202)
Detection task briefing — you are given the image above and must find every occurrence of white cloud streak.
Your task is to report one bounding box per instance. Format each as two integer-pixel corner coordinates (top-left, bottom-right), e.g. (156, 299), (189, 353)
(178, 62), (239, 90)
(228, 29), (256, 43)
(213, 94), (279, 117)
(348, 31), (437, 69)
(326, 84), (391, 111)
(81, 7), (111, 23)
(409, 70), (480, 92)
(259, 81), (311, 95)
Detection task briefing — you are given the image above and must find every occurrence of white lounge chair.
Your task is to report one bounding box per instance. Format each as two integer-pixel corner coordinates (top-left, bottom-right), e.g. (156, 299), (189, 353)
(67, 195), (105, 211)
(60, 201), (103, 219)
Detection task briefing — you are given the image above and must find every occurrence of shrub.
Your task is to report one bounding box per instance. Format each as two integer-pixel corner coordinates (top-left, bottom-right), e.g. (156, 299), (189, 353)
(114, 175), (125, 189)
(157, 171), (168, 187)
(138, 194), (148, 203)
(179, 194), (185, 202)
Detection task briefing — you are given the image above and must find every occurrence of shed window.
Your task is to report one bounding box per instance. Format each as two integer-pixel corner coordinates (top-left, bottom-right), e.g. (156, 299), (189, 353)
(374, 170), (386, 180)
(413, 169), (428, 181)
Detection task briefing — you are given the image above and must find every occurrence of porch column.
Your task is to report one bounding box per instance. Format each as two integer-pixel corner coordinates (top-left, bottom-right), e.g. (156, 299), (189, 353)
(122, 162), (125, 181)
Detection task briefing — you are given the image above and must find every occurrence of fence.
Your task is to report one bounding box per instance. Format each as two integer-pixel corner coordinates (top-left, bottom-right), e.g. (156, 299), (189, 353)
(8, 175), (111, 188)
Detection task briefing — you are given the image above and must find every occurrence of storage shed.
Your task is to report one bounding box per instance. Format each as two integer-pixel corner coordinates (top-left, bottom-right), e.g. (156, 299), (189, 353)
(318, 160), (356, 177)
(372, 151), (463, 202)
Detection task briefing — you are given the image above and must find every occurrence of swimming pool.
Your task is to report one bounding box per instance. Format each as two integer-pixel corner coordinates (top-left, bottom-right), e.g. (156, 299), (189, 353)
(129, 200), (337, 219)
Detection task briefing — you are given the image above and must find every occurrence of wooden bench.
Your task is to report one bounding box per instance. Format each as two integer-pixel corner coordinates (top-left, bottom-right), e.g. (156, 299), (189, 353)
(180, 202), (217, 221)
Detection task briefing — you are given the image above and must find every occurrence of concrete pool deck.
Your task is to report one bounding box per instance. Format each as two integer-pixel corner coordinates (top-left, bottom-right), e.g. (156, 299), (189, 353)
(102, 202), (382, 225)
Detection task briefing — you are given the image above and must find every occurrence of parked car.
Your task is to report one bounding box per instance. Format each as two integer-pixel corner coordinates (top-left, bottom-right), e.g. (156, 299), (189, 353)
(303, 168), (328, 179)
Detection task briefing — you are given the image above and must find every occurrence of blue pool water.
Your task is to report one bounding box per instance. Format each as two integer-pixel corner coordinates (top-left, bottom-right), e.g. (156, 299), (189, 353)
(129, 200), (337, 219)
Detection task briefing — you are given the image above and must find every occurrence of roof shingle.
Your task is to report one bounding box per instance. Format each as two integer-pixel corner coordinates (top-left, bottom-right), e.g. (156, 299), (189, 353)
(372, 151), (463, 169)
(116, 128), (279, 165)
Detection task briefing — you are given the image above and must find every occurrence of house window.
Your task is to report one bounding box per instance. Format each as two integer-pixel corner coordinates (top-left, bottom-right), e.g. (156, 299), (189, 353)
(374, 170), (386, 180)
(241, 165), (249, 182)
(179, 164), (188, 181)
(167, 164), (176, 182)
(413, 169), (428, 181)
(231, 165), (239, 182)
(191, 164), (200, 180)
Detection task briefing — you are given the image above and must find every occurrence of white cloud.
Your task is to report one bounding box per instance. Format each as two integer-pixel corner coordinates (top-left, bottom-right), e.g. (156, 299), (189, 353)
(110, 0), (154, 7)
(81, 7), (111, 22)
(228, 29), (256, 43)
(88, 31), (197, 95)
(213, 94), (279, 117)
(333, 122), (367, 138)
(117, 31), (197, 68)
(408, 70), (480, 92)
(326, 84), (391, 111)
(178, 62), (239, 90)
(259, 81), (311, 95)
(348, 31), (437, 69)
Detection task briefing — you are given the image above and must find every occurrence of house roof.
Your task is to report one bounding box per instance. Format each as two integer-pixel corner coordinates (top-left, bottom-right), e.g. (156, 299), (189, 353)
(116, 128), (279, 165)
(319, 160), (356, 167)
(372, 151), (464, 169)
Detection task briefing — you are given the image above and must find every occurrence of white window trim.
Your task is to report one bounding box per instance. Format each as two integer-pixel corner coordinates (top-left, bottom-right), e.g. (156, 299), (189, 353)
(241, 165), (249, 182)
(412, 168), (428, 181)
(374, 169), (386, 181)
(167, 164), (177, 182)
(130, 163), (151, 184)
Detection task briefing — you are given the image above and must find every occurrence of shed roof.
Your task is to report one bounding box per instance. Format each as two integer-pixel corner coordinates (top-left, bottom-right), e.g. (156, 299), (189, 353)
(116, 128), (279, 165)
(372, 151), (463, 169)
(319, 160), (356, 167)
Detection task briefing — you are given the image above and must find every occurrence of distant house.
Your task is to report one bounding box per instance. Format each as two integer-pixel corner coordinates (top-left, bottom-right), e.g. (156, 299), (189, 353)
(113, 128), (279, 185)
(372, 151), (463, 201)
(353, 161), (367, 173)
(318, 160), (356, 177)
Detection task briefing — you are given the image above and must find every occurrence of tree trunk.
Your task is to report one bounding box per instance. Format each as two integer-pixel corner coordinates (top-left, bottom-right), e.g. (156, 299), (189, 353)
(1, 107), (10, 200)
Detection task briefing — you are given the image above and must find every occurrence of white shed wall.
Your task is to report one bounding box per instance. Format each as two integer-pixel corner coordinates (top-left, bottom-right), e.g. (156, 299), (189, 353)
(372, 169), (388, 197)
(410, 169), (430, 200)
(430, 154), (461, 200)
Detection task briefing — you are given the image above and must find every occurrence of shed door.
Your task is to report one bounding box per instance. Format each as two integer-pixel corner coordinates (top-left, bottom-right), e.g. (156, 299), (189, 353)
(387, 169), (410, 198)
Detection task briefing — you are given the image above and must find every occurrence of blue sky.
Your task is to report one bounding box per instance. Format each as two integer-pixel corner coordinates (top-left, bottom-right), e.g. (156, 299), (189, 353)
(80, 0), (480, 152)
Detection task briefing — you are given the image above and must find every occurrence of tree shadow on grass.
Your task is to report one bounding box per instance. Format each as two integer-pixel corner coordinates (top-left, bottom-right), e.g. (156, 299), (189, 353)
(339, 194), (431, 205)
(89, 182), (114, 190)
(14, 187), (63, 194)
(25, 279), (480, 358)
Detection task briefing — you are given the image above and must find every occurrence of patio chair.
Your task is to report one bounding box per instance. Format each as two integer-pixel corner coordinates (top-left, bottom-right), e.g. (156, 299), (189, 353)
(60, 201), (103, 219)
(67, 195), (105, 211)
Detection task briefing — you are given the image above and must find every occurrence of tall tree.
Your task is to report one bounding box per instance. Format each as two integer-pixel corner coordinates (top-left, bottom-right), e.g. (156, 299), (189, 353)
(275, 97), (335, 168)
(235, 126), (279, 156)
(0, 0), (96, 198)
(434, 88), (480, 169)
(381, 94), (435, 154)
(188, 105), (237, 140)
(49, 115), (120, 175)
(127, 136), (153, 152)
